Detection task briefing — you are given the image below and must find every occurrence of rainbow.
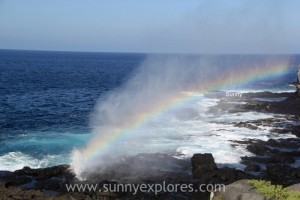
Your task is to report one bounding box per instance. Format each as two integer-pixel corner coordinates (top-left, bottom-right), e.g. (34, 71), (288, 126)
(78, 59), (291, 165)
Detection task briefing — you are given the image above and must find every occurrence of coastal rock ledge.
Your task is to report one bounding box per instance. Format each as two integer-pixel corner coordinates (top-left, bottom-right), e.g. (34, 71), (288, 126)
(0, 153), (299, 199)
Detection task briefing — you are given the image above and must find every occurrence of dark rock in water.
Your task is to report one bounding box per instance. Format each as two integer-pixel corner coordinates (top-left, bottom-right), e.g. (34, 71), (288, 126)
(0, 171), (32, 187)
(246, 142), (268, 155)
(191, 153), (217, 178)
(244, 155), (295, 166)
(212, 91), (300, 116)
(237, 136), (300, 186)
(263, 95), (300, 116)
(14, 165), (71, 180)
(244, 164), (261, 172)
(266, 164), (300, 186)
(0, 165), (76, 199)
(192, 153), (252, 184)
(269, 155), (295, 164)
(297, 65), (300, 96)
(291, 125), (300, 137)
(234, 122), (259, 130)
(210, 168), (253, 185)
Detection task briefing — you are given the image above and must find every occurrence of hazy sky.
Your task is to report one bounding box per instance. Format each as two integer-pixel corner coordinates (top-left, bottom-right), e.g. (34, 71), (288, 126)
(0, 0), (299, 53)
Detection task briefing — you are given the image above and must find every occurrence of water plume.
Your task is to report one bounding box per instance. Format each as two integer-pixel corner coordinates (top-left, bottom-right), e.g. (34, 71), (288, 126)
(71, 55), (291, 179)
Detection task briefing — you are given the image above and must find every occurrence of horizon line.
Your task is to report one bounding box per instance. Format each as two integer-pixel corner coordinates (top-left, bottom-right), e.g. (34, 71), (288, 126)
(0, 48), (299, 56)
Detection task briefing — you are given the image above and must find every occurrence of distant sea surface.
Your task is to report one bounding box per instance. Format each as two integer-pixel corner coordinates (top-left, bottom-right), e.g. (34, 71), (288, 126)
(0, 50), (299, 171)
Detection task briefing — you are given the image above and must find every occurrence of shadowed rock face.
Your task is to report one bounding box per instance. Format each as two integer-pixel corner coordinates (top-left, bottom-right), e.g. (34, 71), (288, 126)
(298, 65), (300, 84)
(296, 65), (300, 95)
(191, 154), (252, 184)
(288, 65), (300, 96)
(191, 153), (217, 178)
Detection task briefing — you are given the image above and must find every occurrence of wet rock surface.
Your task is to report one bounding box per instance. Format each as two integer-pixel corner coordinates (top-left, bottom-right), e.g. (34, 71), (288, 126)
(0, 154), (257, 200)
(0, 154), (197, 199)
(210, 91), (300, 186)
(0, 152), (299, 199)
(191, 154), (252, 185)
(209, 91), (300, 116)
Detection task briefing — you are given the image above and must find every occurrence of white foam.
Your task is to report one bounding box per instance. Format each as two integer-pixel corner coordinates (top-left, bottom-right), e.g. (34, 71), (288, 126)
(5, 95), (295, 173)
(222, 89), (295, 93)
(292, 157), (300, 168)
(0, 152), (67, 171)
(120, 96), (297, 169)
(211, 112), (272, 123)
(252, 97), (288, 102)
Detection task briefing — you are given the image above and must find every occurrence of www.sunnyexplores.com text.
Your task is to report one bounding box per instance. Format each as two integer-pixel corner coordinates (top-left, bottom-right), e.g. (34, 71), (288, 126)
(65, 182), (225, 195)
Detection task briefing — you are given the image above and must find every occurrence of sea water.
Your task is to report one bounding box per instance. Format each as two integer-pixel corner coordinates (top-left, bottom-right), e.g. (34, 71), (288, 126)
(0, 50), (298, 171)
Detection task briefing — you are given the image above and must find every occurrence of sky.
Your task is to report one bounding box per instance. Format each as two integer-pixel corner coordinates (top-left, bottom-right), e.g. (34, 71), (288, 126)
(0, 0), (299, 54)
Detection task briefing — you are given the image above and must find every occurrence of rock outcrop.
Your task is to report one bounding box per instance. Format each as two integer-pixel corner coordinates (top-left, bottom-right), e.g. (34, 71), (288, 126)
(289, 65), (300, 96)
(212, 180), (266, 200)
(287, 183), (300, 192)
(297, 65), (300, 96)
(191, 154), (252, 185)
(191, 153), (217, 178)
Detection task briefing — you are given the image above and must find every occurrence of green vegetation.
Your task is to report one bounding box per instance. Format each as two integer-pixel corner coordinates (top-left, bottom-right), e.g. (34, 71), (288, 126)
(248, 180), (300, 200)
(212, 192), (223, 200)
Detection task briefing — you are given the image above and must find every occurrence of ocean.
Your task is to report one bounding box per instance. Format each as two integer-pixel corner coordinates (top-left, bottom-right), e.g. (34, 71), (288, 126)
(0, 50), (299, 171)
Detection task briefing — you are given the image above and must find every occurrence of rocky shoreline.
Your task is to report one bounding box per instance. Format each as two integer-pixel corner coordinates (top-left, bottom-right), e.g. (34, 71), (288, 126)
(208, 91), (300, 186)
(1, 91), (299, 199)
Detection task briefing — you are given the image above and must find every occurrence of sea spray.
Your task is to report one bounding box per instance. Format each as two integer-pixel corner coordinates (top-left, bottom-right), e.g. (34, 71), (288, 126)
(71, 55), (291, 179)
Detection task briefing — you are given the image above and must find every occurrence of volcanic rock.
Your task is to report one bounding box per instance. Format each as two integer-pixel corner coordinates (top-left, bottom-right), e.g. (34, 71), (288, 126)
(191, 154), (252, 184)
(14, 165), (71, 180)
(191, 153), (217, 176)
(244, 164), (261, 172)
(266, 164), (300, 186)
(287, 183), (300, 192)
(212, 179), (266, 200)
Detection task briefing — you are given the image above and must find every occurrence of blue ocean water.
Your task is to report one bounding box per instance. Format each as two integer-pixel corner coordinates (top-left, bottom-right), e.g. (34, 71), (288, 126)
(0, 50), (298, 170)
(0, 50), (143, 170)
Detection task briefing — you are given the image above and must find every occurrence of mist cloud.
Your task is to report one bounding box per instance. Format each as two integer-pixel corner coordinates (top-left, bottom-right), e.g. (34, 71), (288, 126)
(71, 55), (291, 179)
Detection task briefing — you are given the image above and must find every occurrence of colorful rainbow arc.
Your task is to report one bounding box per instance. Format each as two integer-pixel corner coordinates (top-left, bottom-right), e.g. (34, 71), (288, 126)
(79, 60), (291, 163)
